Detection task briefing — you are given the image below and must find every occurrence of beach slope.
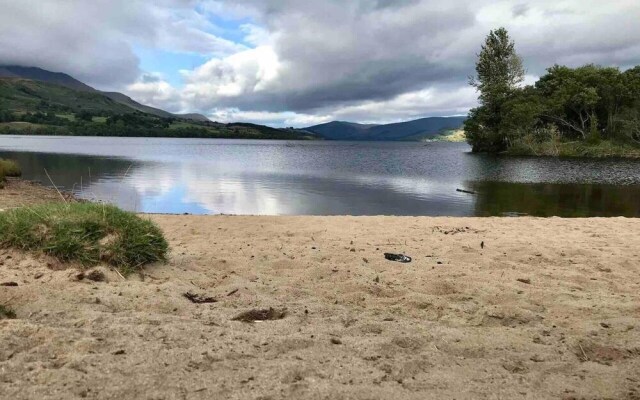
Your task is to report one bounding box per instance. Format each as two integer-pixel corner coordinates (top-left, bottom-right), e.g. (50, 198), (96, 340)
(1, 215), (639, 399)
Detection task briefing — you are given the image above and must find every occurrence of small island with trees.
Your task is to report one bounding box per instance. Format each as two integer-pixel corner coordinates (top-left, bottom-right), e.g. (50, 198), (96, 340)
(466, 28), (640, 158)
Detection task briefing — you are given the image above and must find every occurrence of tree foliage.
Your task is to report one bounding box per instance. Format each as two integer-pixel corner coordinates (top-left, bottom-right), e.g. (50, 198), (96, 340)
(466, 27), (525, 152)
(466, 28), (640, 155)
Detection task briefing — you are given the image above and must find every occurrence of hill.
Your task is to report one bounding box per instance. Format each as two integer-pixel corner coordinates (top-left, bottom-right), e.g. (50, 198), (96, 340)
(299, 121), (376, 140)
(0, 66), (94, 92)
(0, 78), (134, 114)
(304, 116), (466, 141)
(0, 77), (315, 140)
(0, 65), (209, 122)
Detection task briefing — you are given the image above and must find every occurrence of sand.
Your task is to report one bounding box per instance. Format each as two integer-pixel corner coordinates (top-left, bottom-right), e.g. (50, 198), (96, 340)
(1, 211), (639, 399)
(0, 178), (74, 211)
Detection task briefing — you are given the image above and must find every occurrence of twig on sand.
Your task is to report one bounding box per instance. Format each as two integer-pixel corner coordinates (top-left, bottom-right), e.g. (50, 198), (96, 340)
(578, 343), (589, 361)
(184, 292), (217, 304)
(111, 267), (126, 281)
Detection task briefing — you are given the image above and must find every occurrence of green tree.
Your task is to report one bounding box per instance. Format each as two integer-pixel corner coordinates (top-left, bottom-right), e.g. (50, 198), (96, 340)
(465, 27), (525, 152)
(535, 65), (627, 140)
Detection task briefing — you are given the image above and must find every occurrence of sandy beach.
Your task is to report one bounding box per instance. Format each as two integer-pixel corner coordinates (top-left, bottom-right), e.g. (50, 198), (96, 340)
(1, 194), (639, 399)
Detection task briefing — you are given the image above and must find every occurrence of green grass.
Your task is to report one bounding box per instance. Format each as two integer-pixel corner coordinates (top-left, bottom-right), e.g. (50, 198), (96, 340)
(0, 78), (134, 115)
(56, 113), (75, 121)
(169, 121), (201, 130)
(0, 159), (22, 177)
(507, 136), (640, 158)
(0, 158), (21, 188)
(0, 203), (168, 274)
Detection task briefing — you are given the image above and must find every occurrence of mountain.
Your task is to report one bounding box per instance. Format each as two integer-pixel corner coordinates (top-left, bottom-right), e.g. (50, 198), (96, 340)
(304, 116), (466, 141)
(299, 121), (375, 140)
(0, 65), (209, 122)
(0, 66), (95, 92)
(0, 78), (136, 115)
(0, 74), (315, 140)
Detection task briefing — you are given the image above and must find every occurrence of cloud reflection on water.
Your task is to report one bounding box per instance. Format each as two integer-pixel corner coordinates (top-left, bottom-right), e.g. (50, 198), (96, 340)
(2, 138), (640, 217)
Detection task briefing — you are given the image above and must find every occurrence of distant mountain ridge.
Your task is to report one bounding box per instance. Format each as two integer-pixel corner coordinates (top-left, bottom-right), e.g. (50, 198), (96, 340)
(304, 116), (466, 141)
(0, 65), (209, 122)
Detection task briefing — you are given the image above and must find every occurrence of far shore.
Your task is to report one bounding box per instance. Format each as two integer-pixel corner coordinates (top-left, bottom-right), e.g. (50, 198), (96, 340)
(0, 177), (639, 399)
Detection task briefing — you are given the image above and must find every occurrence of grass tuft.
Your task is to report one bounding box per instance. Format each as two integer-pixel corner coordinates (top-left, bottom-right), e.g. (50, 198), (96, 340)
(0, 159), (22, 178)
(0, 203), (168, 274)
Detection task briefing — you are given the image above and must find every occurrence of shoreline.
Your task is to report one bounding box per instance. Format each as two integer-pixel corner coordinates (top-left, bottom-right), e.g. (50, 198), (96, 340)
(0, 178), (77, 211)
(1, 179), (639, 399)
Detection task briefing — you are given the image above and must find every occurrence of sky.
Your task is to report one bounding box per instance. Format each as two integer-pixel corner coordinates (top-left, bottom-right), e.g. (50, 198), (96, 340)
(1, 0), (640, 127)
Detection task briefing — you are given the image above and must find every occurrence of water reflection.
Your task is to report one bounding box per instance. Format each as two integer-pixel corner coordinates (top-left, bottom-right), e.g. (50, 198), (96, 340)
(1, 137), (640, 217)
(470, 182), (640, 217)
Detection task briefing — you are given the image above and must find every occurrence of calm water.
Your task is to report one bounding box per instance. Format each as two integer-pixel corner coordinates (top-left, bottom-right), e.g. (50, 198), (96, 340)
(1, 135), (639, 216)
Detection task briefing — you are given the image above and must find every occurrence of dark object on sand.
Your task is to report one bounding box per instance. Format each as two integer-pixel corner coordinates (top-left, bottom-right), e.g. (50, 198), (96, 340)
(456, 188), (477, 195)
(232, 307), (287, 323)
(0, 305), (17, 319)
(481, 241), (485, 249)
(384, 253), (412, 263)
(1, 282), (18, 287)
(517, 278), (531, 284)
(86, 270), (106, 282)
(183, 292), (218, 304)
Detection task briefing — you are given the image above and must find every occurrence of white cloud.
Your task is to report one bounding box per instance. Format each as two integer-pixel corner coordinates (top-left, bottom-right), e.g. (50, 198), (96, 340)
(5, 0), (640, 125)
(126, 73), (182, 111)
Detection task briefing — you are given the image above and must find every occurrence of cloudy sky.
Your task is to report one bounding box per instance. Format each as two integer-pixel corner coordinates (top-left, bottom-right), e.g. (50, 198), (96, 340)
(1, 0), (639, 127)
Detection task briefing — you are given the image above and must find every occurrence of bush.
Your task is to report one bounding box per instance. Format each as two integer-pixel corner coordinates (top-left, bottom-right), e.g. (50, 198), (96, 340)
(0, 203), (168, 274)
(0, 159), (21, 177)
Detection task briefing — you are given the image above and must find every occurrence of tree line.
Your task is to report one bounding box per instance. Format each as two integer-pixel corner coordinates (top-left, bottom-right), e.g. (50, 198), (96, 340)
(466, 28), (640, 155)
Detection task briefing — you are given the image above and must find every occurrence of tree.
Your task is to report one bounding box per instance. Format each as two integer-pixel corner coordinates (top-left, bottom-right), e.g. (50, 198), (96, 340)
(465, 28), (525, 152)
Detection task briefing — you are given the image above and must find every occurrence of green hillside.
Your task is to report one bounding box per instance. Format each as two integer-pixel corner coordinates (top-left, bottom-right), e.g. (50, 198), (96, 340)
(0, 65), (210, 121)
(0, 78), (134, 115)
(0, 77), (315, 140)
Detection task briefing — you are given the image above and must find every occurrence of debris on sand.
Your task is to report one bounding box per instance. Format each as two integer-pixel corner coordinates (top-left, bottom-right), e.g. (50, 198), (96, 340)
(226, 288), (239, 296)
(86, 270), (106, 282)
(0, 305), (17, 319)
(183, 292), (218, 304)
(0, 282), (18, 287)
(384, 253), (412, 263)
(330, 338), (342, 345)
(232, 307), (286, 323)
(517, 278), (531, 285)
(432, 226), (481, 235)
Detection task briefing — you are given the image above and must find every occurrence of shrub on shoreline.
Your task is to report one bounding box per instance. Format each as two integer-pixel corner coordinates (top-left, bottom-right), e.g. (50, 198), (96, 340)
(0, 203), (168, 274)
(507, 137), (640, 158)
(0, 159), (21, 177)
(0, 158), (21, 188)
